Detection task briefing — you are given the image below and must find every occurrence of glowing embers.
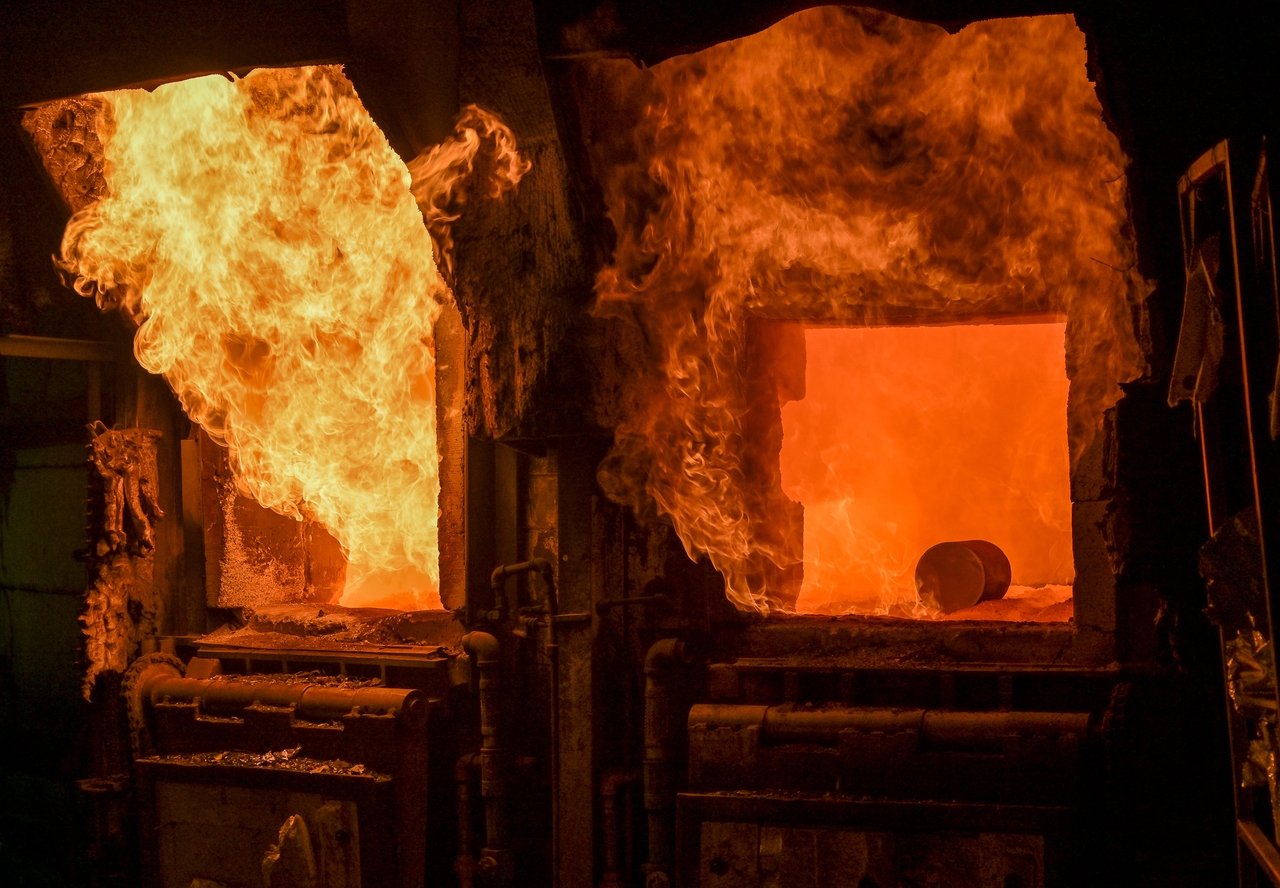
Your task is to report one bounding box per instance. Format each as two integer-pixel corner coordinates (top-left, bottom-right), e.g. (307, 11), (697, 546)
(778, 323), (1074, 619)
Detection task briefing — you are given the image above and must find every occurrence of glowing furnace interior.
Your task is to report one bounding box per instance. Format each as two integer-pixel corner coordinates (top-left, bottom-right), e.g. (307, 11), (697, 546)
(778, 321), (1075, 619)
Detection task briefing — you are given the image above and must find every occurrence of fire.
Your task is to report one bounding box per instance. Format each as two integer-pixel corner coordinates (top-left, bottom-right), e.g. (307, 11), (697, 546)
(407, 105), (531, 283)
(583, 9), (1148, 614)
(55, 67), (510, 611)
(780, 323), (1073, 614)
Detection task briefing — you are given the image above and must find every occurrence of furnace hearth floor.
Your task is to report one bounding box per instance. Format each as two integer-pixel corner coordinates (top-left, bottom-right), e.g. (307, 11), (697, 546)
(798, 584), (1074, 622)
(941, 584), (1073, 622)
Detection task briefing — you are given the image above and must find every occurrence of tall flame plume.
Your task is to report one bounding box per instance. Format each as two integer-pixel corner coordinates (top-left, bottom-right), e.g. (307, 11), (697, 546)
(56, 67), (523, 610)
(581, 9), (1148, 614)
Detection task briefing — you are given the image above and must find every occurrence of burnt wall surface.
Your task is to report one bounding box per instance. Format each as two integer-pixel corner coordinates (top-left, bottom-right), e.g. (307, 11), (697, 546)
(450, 0), (598, 441)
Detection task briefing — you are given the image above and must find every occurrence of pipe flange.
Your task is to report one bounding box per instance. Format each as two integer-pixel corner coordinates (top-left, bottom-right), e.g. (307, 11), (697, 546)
(121, 652), (184, 759)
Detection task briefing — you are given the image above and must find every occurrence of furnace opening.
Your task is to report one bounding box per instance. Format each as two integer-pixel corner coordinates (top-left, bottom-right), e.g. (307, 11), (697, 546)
(579, 6), (1148, 618)
(775, 321), (1074, 620)
(27, 66), (523, 619)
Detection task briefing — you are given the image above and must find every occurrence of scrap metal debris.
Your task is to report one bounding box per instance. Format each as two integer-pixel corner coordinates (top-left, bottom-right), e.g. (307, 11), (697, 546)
(146, 749), (388, 779)
(202, 671), (383, 690)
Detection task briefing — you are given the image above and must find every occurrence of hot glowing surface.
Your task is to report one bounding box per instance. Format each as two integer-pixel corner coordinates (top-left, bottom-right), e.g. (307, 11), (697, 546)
(779, 324), (1073, 614)
(584, 8), (1146, 613)
(59, 68), (447, 609)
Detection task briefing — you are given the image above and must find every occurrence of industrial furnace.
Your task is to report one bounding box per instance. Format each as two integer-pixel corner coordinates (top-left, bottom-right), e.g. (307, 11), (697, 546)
(0, 1), (1274, 887)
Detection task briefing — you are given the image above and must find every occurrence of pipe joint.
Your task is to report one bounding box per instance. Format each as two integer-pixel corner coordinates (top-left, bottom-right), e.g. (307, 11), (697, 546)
(462, 631), (500, 664)
(645, 638), (691, 673)
(601, 768), (638, 797)
(490, 559), (557, 606)
(455, 753), (480, 783)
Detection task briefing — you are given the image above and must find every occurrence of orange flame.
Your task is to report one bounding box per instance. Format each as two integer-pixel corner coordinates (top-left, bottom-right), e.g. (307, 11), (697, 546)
(584, 9), (1148, 614)
(58, 67), (458, 610)
(781, 323), (1073, 615)
(408, 104), (531, 281)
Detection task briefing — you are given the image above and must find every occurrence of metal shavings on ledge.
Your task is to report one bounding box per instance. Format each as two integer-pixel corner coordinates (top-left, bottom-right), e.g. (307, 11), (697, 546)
(144, 749), (391, 778)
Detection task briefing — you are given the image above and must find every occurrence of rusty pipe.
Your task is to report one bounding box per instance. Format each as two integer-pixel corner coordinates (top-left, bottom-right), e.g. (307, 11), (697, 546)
(689, 703), (1092, 751)
(454, 754), (481, 888)
(924, 709), (1092, 749)
(141, 675), (427, 727)
(600, 769), (638, 888)
(643, 639), (691, 888)
(490, 558), (561, 887)
(462, 631), (513, 886)
(596, 593), (670, 616)
(490, 557), (555, 589)
(489, 558), (556, 618)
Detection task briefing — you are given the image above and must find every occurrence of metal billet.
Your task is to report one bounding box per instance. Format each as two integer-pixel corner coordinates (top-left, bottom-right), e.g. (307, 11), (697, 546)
(915, 539), (1011, 613)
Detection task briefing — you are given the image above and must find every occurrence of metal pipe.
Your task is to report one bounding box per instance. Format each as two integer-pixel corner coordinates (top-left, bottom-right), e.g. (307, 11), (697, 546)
(643, 639), (691, 888)
(599, 769), (638, 888)
(0, 334), (123, 362)
(688, 703), (1092, 750)
(462, 631), (513, 886)
(454, 754), (481, 888)
(490, 558), (560, 888)
(595, 593), (670, 616)
(143, 675), (427, 727)
(543, 579), (561, 888)
(489, 558), (556, 620)
(924, 710), (1092, 748)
